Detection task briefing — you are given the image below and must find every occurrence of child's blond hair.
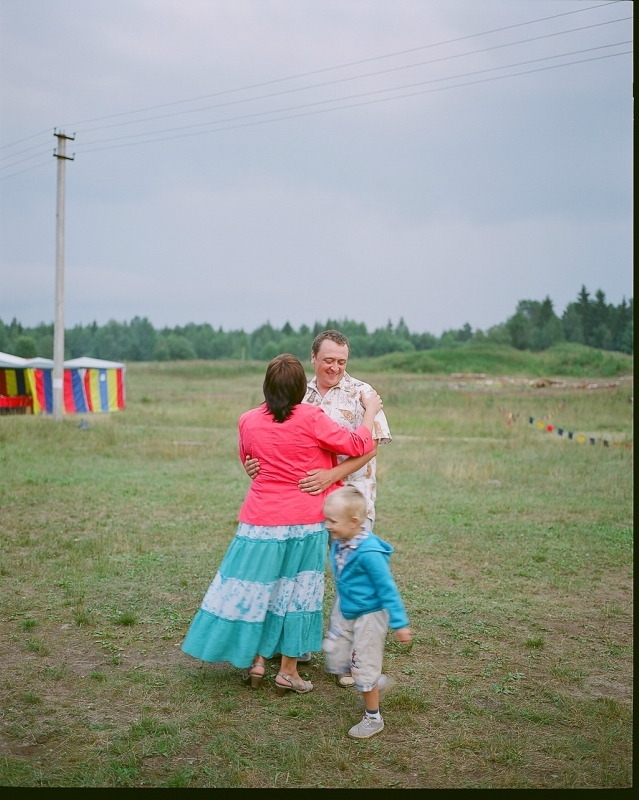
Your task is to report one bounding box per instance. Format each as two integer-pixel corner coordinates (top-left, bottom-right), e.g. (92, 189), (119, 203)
(324, 486), (367, 522)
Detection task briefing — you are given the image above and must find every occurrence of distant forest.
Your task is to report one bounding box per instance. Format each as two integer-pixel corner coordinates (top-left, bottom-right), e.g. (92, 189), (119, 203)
(1, 287), (632, 362)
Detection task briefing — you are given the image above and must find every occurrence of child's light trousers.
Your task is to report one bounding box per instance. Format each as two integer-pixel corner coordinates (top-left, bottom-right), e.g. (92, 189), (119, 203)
(322, 597), (389, 692)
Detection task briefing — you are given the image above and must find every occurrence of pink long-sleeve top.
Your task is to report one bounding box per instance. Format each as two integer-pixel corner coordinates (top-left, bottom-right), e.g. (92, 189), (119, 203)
(237, 402), (374, 525)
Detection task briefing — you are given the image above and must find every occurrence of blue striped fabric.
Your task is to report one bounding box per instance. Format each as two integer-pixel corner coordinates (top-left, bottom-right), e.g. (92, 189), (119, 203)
(70, 370), (88, 413)
(98, 369), (109, 411)
(43, 370), (53, 412)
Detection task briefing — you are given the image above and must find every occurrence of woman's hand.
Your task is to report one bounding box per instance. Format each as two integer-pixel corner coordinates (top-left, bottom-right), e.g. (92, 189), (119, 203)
(244, 455), (260, 479)
(393, 627), (412, 644)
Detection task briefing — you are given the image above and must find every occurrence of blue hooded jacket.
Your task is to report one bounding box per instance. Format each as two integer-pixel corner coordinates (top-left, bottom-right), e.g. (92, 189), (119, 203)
(329, 533), (409, 630)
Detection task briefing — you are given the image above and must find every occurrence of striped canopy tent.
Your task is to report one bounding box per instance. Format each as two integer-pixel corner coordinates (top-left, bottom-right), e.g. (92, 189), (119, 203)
(0, 352), (126, 414)
(0, 352), (32, 412)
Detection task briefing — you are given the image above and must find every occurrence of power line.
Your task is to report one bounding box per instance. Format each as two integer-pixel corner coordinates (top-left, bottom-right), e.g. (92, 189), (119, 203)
(71, 14), (632, 138)
(0, 147), (55, 172)
(0, 140), (55, 162)
(0, 1), (625, 158)
(0, 128), (53, 152)
(61, 0), (622, 129)
(3, 12), (629, 172)
(74, 48), (631, 157)
(0, 158), (53, 182)
(73, 41), (632, 152)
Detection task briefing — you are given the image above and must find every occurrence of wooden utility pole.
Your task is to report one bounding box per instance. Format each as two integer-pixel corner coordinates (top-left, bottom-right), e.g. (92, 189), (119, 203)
(52, 130), (74, 421)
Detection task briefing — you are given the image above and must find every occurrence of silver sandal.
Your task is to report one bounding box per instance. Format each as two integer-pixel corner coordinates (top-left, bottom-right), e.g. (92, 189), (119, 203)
(275, 672), (313, 696)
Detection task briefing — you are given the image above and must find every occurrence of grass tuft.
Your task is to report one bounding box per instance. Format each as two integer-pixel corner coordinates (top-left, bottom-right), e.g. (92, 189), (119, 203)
(74, 609), (93, 627)
(21, 691), (42, 705)
(115, 611), (137, 627)
(24, 638), (50, 656)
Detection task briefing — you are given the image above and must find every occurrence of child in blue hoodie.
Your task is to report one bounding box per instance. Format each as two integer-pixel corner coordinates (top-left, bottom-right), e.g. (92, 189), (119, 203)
(322, 486), (411, 739)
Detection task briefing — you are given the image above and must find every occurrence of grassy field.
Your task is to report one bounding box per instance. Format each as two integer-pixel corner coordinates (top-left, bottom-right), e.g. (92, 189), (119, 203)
(365, 342), (633, 377)
(0, 360), (633, 788)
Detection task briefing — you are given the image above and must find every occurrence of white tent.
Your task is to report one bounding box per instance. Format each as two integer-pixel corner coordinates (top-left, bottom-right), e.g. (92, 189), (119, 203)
(0, 352), (126, 370)
(64, 357), (126, 370)
(26, 357), (55, 369)
(0, 351), (28, 369)
(1, 351), (126, 414)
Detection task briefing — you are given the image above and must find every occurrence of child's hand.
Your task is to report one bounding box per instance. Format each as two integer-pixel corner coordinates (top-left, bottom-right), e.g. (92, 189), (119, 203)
(393, 627), (412, 644)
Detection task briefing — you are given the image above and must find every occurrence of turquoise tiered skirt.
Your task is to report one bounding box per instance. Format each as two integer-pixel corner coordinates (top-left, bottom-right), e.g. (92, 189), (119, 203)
(182, 522), (328, 669)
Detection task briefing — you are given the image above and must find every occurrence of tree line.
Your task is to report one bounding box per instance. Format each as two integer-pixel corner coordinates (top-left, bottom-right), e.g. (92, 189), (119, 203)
(0, 286), (632, 362)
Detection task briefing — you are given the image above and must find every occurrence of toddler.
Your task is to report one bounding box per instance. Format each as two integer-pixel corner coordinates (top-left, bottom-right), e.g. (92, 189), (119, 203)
(323, 486), (411, 739)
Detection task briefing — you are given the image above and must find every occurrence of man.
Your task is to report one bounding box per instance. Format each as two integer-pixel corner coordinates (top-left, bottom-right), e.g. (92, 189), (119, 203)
(245, 330), (392, 530)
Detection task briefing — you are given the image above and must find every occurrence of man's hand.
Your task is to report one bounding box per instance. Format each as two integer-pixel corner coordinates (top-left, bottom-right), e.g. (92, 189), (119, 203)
(393, 627), (412, 644)
(244, 456), (260, 480)
(298, 468), (337, 495)
(360, 389), (383, 415)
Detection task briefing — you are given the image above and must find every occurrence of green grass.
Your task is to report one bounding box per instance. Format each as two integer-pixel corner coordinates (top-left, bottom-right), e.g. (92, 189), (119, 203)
(354, 342), (633, 377)
(0, 361), (632, 788)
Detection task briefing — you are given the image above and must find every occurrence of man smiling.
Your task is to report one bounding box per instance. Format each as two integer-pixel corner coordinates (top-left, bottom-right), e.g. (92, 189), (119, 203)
(245, 330), (391, 530)
(298, 330), (392, 528)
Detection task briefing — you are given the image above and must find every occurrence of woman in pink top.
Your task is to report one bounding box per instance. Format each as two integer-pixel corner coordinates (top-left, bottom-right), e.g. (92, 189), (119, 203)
(182, 354), (382, 695)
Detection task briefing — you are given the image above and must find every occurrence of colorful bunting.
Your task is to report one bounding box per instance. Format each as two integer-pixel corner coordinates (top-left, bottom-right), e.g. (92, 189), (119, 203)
(496, 407), (631, 449)
(523, 415), (630, 449)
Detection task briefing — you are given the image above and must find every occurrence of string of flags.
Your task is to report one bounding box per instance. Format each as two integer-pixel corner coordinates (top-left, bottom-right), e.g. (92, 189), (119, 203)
(497, 405), (632, 449)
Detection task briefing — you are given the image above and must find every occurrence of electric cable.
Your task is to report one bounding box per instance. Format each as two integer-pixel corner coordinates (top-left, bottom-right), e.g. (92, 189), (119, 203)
(0, 1), (626, 160)
(71, 48), (631, 157)
(0, 158), (55, 182)
(60, 0), (622, 129)
(0, 140), (55, 162)
(72, 41), (632, 152)
(70, 13), (631, 137)
(0, 148), (56, 172)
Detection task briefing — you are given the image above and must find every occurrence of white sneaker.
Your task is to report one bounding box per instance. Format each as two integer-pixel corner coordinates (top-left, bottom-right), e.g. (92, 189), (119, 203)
(348, 713), (384, 739)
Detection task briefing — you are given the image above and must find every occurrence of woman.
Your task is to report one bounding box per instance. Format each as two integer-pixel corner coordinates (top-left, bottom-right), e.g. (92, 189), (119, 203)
(181, 354), (382, 695)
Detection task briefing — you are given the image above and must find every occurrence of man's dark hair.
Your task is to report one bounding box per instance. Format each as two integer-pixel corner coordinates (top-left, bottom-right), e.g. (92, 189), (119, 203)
(311, 330), (350, 357)
(263, 354), (308, 423)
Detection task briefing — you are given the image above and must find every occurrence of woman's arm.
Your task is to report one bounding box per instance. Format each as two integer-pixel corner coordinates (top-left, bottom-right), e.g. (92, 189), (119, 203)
(298, 443), (378, 495)
(311, 391), (382, 457)
(243, 392), (383, 482)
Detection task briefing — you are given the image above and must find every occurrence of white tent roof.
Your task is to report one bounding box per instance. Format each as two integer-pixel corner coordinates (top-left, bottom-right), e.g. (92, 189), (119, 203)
(27, 357), (55, 368)
(0, 351), (28, 368)
(0, 352), (125, 370)
(64, 357), (126, 369)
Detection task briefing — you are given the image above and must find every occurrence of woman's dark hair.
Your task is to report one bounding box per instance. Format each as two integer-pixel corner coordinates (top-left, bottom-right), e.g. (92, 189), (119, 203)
(263, 354), (308, 423)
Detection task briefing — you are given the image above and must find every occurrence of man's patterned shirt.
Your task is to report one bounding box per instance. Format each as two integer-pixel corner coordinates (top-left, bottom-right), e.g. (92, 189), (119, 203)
(304, 371), (392, 522)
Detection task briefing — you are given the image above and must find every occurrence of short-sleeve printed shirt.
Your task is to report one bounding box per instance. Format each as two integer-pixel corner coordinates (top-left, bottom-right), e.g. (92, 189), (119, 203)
(304, 371), (392, 522)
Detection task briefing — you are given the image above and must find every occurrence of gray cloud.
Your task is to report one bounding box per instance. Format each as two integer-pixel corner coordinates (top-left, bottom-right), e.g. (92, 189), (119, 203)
(0, 0), (633, 334)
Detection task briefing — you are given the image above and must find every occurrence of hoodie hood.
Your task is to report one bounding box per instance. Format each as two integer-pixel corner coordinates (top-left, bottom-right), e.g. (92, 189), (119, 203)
(350, 533), (394, 557)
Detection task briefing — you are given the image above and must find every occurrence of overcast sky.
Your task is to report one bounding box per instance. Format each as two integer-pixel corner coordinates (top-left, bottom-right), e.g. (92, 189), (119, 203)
(0, 0), (633, 336)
